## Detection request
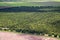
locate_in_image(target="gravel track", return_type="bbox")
[0,32,58,40]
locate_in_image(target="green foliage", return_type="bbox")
[0,2,60,6]
[0,12,60,35]
[0,2,41,6]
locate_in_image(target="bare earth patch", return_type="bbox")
[0,31,58,40]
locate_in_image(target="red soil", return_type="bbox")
[0,31,58,40]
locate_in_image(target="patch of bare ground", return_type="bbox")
[0,31,58,40]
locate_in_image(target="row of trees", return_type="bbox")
[0,6,60,12]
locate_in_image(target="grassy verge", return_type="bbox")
[0,2,60,6]
[0,2,42,6]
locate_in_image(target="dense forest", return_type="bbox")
[0,12,60,38]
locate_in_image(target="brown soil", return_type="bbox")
[0,31,58,40]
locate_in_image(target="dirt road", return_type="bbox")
[0,31,58,40]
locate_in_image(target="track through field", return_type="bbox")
[0,31,58,40]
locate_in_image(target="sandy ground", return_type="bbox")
[0,31,58,40]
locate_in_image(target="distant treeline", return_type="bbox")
[0,6,60,12]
